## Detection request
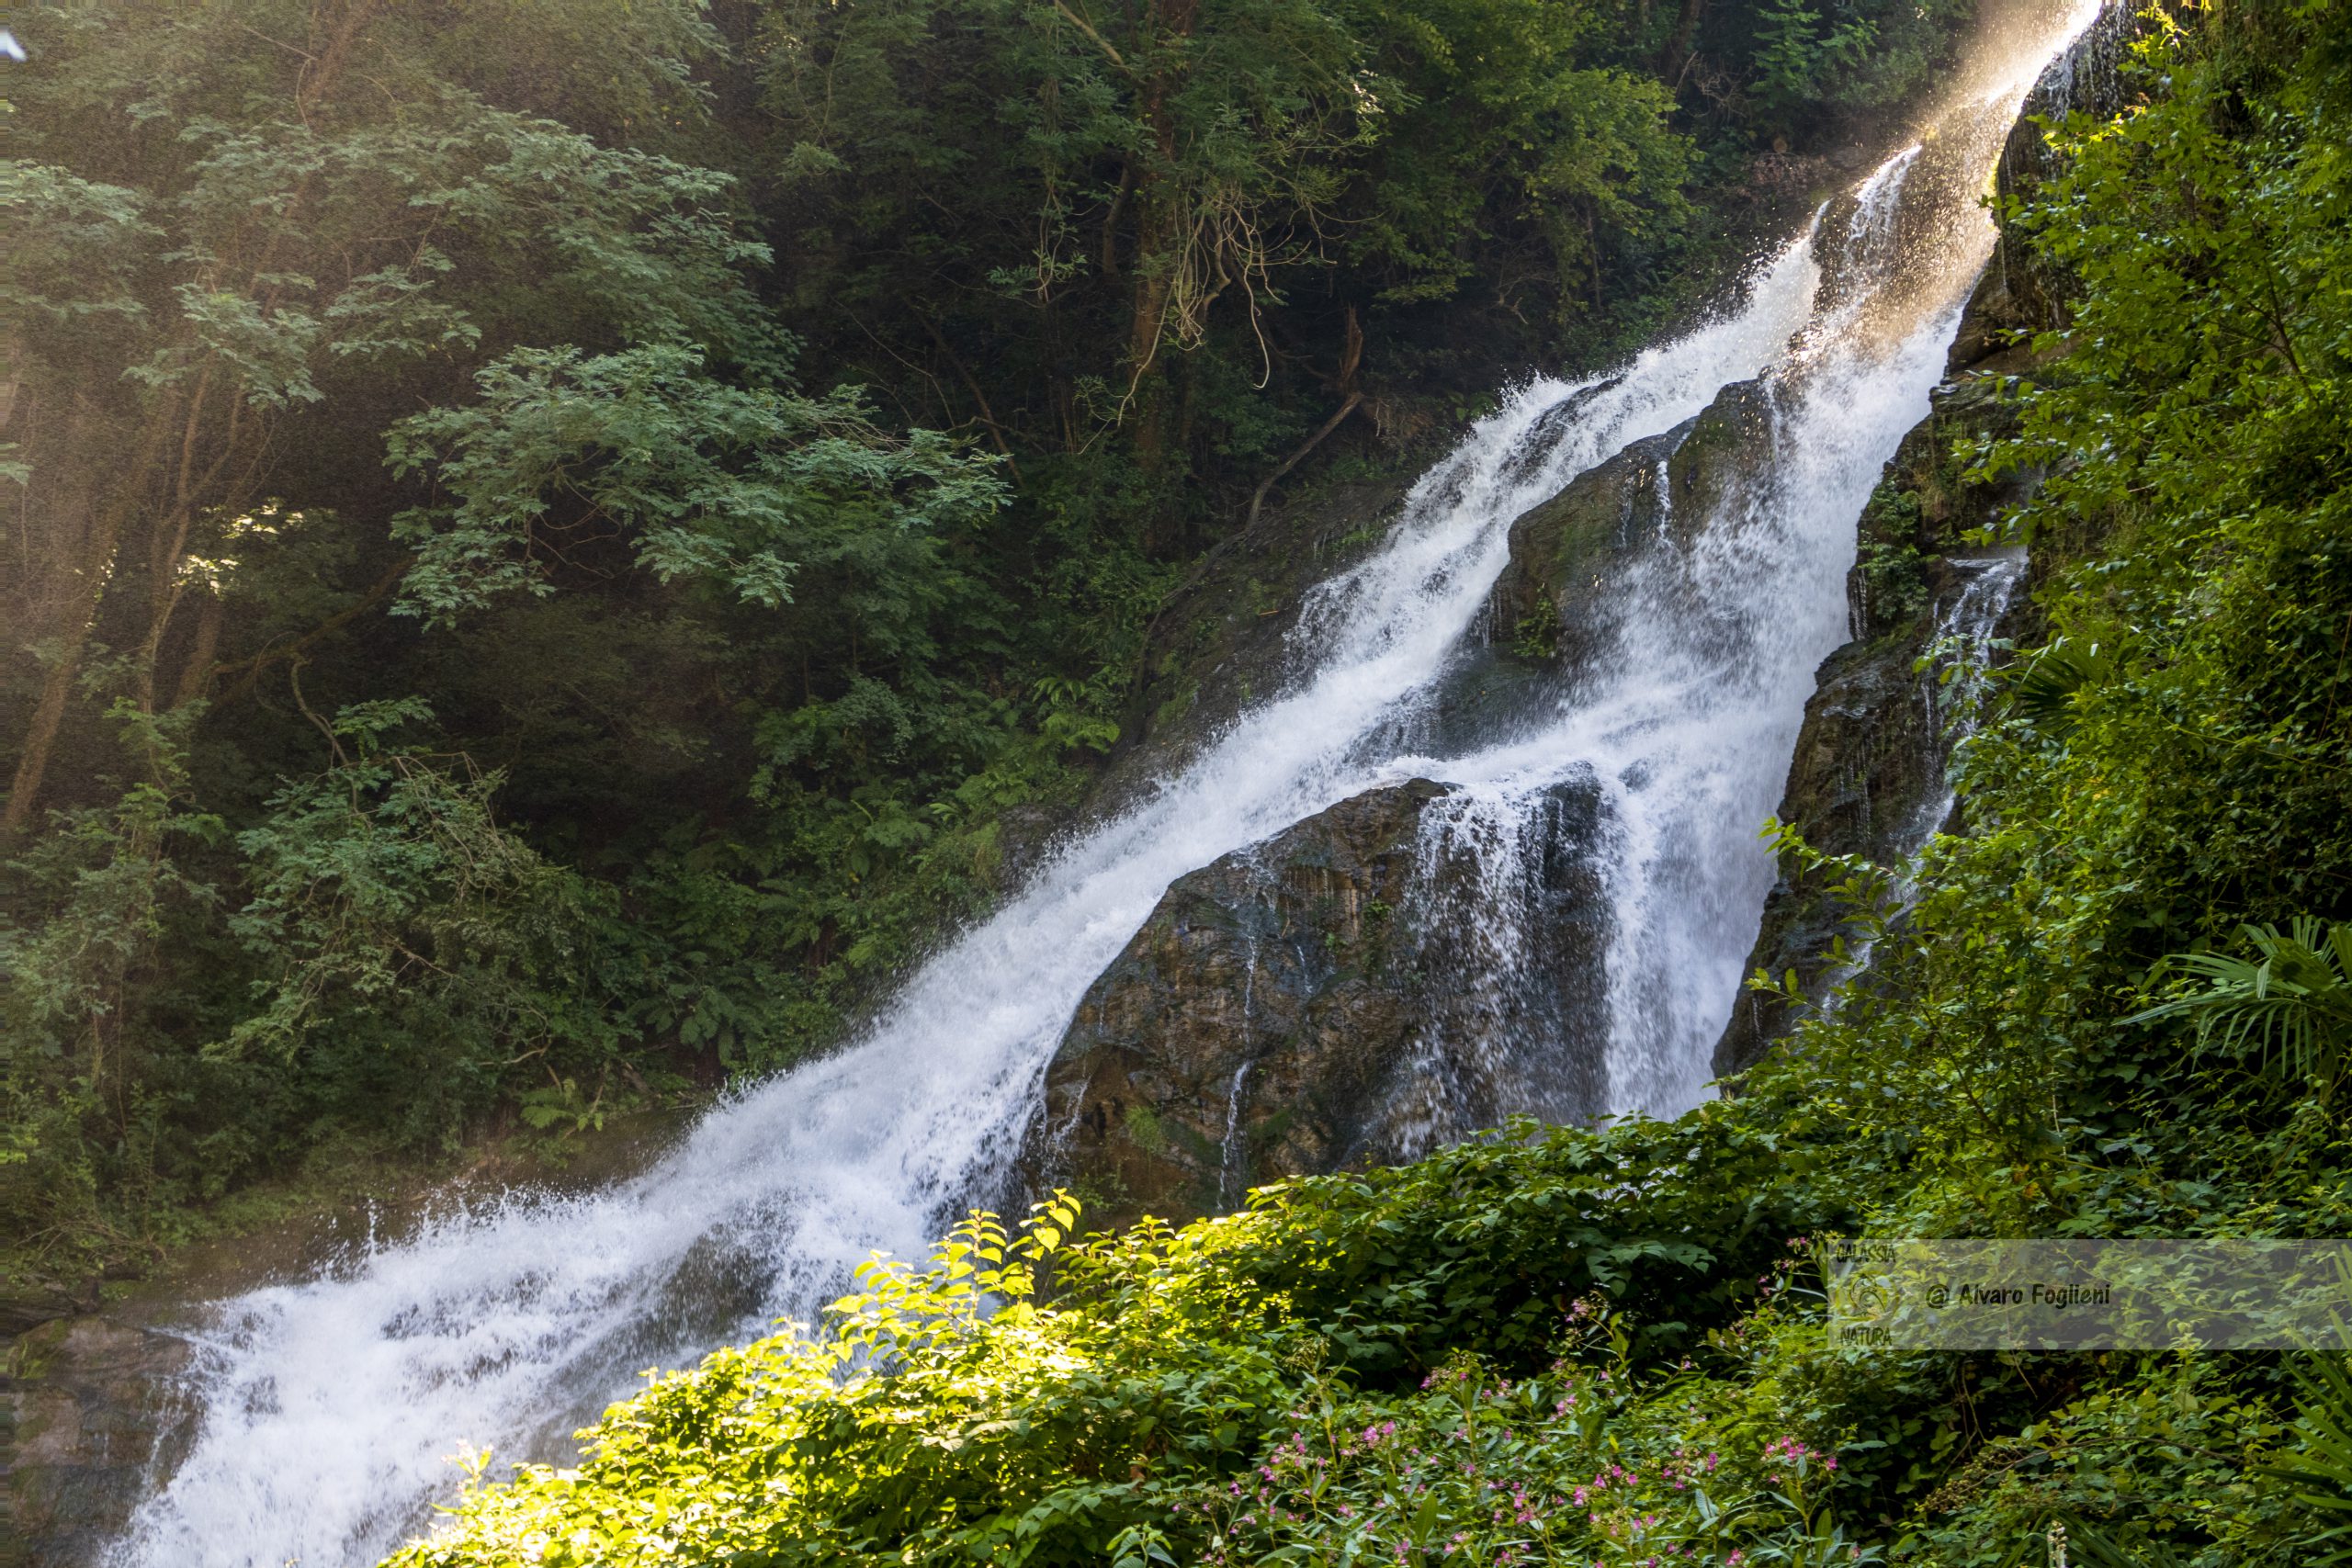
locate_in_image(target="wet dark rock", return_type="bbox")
[1953,0,2154,369]
[1400,378,1780,761]
[0,1275,98,1343]
[1489,382,1772,677]
[1037,773,1608,1228]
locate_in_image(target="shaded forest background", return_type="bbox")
[1,0,1972,1264]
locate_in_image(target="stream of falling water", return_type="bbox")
[105,6,2098,1562]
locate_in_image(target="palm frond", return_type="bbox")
[2060,1519,2193,1568]
[2005,637,2118,739]
[2123,919,2352,1093]
[2258,1350,2352,1564]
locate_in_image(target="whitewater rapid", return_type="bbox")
[106,5,2099,1562]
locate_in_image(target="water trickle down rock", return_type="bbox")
[1710,376,2036,1077]
[1035,772,1608,1227]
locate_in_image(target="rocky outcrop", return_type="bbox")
[1713,367,2038,1074]
[1489,382,1773,676]
[1036,773,1608,1226]
[3,1312,192,1568]
[1951,0,2155,366]
[1408,378,1780,755]
[1088,471,1422,825]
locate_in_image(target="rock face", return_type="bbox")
[1952,0,2154,367]
[1712,366,2039,1074]
[1419,379,1779,754]
[3,1310,192,1568]
[1488,382,1772,677]
[1036,773,1608,1226]
[1090,470,1423,824]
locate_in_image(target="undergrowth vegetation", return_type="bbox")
[384,4,2352,1563]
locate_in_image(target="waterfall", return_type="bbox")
[104,6,2100,1563]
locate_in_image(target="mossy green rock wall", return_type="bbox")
[1487,381,1772,674]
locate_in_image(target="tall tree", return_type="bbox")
[2,0,764,830]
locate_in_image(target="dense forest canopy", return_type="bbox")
[1,0,1965,1259]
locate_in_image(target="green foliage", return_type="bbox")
[1857,536,1932,623]
[1,0,1972,1267]
[2262,1350,2352,1564]
[1746,0,1974,134]
[2125,920,2352,1100]
[0,158,156,334]
[387,344,1008,623]
[2001,636,2120,742]
[221,697,628,1145]
[0,704,223,1234]
[383,1138,1857,1568]
[1338,0,1694,314]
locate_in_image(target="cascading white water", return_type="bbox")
[105,218,1823,1568]
[105,7,2098,1563]
[1363,775,1611,1157]
[1365,3,2092,1122]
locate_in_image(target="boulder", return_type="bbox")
[1037,773,1609,1226]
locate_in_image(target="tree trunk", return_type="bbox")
[1126,222,1175,470]
[6,5,383,832]
[3,400,176,834]
[174,590,226,707]
[1659,0,1707,83]
[1120,0,1198,472]
[6,545,114,834]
